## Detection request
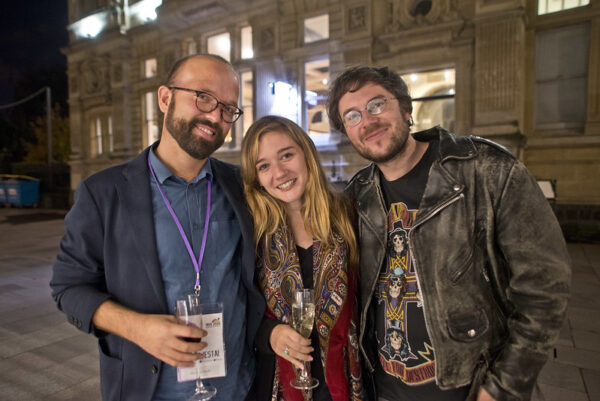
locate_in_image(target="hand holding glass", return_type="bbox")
[175,295,217,401]
[290,288,319,390]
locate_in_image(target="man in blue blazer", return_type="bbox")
[51,54,265,401]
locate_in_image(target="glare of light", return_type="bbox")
[79,16,103,38]
[444,70,452,80]
[449,88,455,95]
[242,48,254,59]
[133,0,162,22]
[274,81,293,95]
[218,37,231,52]
[271,81,298,123]
[322,79,328,85]
[410,74,418,82]
[305,90,317,106]
[138,8,157,21]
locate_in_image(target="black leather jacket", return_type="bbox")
[345,127,571,401]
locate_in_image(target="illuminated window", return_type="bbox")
[304,14,329,44]
[240,71,254,135]
[144,58,157,78]
[241,26,253,59]
[535,24,589,131]
[305,58,330,137]
[226,70,253,147]
[90,117,103,156]
[538,0,589,15]
[143,91,159,147]
[185,39,197,55]
[107,116,114,153]
[207,32,231,61]
[89,114,114,156]
[401,69,455,133]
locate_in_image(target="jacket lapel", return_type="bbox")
[355,164,388,250]
[414,127,475,225]
[116,148,168,313]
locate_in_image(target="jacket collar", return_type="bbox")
[349,126,474,227]
[414,126,477,163]
[356,126,477,182]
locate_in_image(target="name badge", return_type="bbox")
[177,303,226,382]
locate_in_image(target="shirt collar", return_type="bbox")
[149,145,213,184]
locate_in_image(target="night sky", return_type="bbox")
[0,1,69,106]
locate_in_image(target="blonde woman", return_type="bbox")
[241,115,364,401]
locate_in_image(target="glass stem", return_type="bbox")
[196,380,206,391]
[301,361,310,380]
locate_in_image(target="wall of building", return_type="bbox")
[64,0,600,233]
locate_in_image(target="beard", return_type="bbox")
[355,122,409,164]
[165,98,225,160]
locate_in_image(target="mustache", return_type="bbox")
[362,122,389,139]
[187,118,223,137]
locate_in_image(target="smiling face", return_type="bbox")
[160,56,239,160]
[255,130,309,212]
[338,82,412,163]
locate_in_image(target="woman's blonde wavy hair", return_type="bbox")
[241,115,358,268]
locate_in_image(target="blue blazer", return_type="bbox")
[50,147,265,401]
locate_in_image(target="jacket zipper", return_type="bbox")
[408,192,464,386]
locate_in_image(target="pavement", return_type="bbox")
[0,208,598,401]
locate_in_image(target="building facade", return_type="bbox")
[64,0,600,235]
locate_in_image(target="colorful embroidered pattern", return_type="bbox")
[257,225,363,400]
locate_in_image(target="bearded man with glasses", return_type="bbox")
[328,66,571,401]
[51,54,265,401]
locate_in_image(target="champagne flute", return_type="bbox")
[175,295,217,401]
[290,288,319,390]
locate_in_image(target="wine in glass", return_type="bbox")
[290,288,319,390]
[175,295,217,401]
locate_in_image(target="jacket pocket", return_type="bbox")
[99,339,124,401]
[448,246,474,284]
[446,308,489,342]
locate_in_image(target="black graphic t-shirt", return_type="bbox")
[374,140,469,401]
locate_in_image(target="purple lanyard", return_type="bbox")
[147,153,211,294]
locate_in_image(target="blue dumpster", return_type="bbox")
[3,175,40,207]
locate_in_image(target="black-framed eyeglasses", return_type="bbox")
[168,86,243,123]
[342,97,398,127]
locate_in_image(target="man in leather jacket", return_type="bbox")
[327,65,571,401]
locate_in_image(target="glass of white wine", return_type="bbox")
[290,288,319,390]
[175,295,217,401]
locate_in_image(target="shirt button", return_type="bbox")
[152,365,158,374]
[467,329,476,338]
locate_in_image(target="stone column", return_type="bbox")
[585,15,600,136]
[472,2,527,157]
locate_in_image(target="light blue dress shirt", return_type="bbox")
[148,148,253,401]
